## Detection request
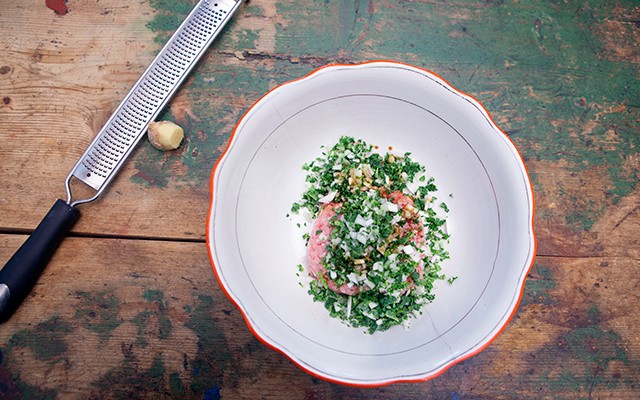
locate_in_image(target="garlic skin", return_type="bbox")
[147,121,184,150]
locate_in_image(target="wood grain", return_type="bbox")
[0,0,639,398]
[0,1,207,240]
[0,235,638,399]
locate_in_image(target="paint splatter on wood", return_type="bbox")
[45,0,68,15]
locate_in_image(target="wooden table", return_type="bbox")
[1,1,638,398]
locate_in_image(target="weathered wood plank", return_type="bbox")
[0,0,639,398]
[1,0,638,250]
[0,234,236,399]
[0,1,210,241]
[0,235,638,398]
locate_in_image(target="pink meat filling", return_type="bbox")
[307,191,427,295]
[308,203,360,295]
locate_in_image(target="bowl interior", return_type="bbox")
[209,62,534,384]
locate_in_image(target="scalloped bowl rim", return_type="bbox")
[206,60,536,386]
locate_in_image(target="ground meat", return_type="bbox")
[307,191,426,295]
[307,203,360,295]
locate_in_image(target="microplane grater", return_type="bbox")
[67,0,243,205]
[0,0,244,322]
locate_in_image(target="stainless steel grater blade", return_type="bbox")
[0,0,244,322]
[66,0,243,206]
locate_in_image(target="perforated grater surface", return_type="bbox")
[67,0,243,205]
[0,0,244,322]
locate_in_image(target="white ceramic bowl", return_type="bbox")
[207,61,535,386]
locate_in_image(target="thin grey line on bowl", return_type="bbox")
[213,64,533,382]
[231,93,499,357]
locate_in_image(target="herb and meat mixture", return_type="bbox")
[291,136,452,333]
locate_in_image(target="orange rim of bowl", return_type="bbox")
[206,60,537,387]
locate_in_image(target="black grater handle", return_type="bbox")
[0,199,80,322]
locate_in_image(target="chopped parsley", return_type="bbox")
[292,136,452,334]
